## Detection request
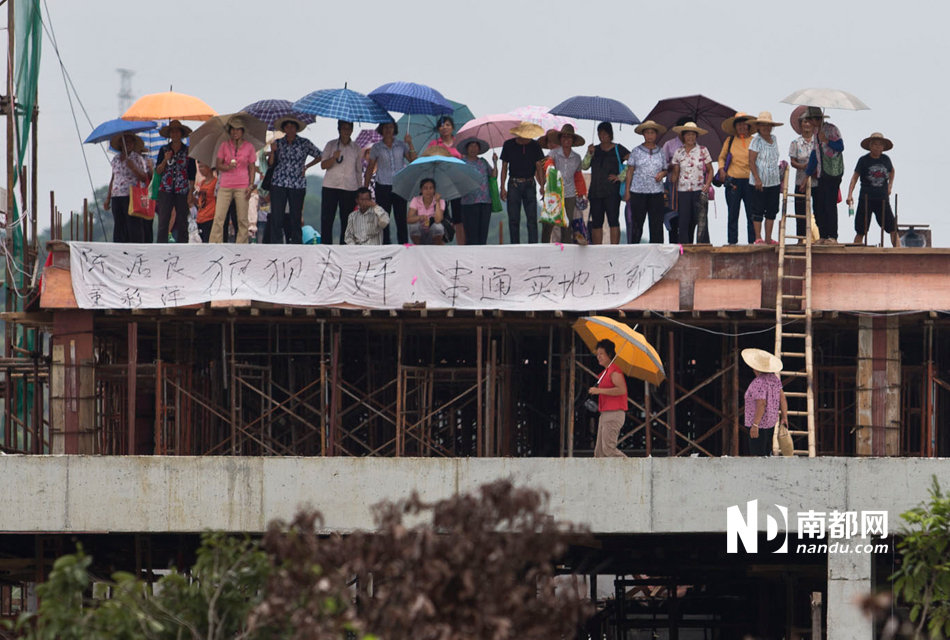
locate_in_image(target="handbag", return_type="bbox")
[713,136,735,187]
[777,423,794,456]
[128,184,156,220]
[148,169,161,201]
[262,148,276,191]
[614,146,626,197]
[584,396,599,414]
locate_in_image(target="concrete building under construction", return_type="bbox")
[2,229,950,640]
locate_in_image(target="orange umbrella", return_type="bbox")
[122,91,216,121]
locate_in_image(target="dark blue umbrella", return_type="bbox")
[293,85,393,124]
[240,99,316,130]
[84,118,157,144]
[368,81,453,116]
[549,95,640,125]
[392,156,482,201]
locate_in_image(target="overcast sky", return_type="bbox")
[28,0,949,245]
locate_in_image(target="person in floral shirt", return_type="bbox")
[267,116,321,244]
[670,122,713,244]
[154,120,196,243]
[103,133,150,243]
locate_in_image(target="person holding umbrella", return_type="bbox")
[789,111,817,243]
[499,122,545,244]
[418,115,465,244]
[457,137,497,246]
[747,112,784,245]
[623,121,669,244]
[582,122,629,245]
[210,117,257,244]
[717,112,757,245]
[103,133,150,243]
[366,122,416,244]
[267,116,322,244]
[320,120,363,244]
[587,338,629,458]
[802,107,845,244]
[669,123,713,244]
[154,120,197,244]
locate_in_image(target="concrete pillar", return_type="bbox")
[856,316,900,455]
[50,310,96,454]
[826,543,872,640]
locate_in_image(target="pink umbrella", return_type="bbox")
[356,128,382,149]
[455,113,521,149]
[508,105,577,131]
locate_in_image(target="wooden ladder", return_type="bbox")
[774,173,816,457]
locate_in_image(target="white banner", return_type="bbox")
[68,242,679,311]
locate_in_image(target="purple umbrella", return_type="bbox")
[643,94,735,160]
[241,99,316,131]
[356,128,382,149]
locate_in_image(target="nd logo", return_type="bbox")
[726,499,789,553]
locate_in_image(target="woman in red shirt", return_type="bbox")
[588,339,628,457]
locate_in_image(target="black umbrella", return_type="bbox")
[643,94,736,160]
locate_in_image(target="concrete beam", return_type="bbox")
[1,456,948,536]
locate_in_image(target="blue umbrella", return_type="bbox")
[392,156,482,201]
[84,118,157,144]
[396,100,475,151]
[240,99,316,130]
[368,81,453,116]
[293,85,393,124]
[549,95,640,125]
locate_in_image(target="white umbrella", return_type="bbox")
[781,88,870,111]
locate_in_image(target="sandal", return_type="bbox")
[754,238,766,245]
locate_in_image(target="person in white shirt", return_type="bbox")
[345,187,390,245]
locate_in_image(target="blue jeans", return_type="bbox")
[725,177,755,244]
[506,178,538,244]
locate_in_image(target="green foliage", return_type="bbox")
[10,533,275,640]
[892,477,950,639]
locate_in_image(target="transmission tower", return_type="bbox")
[116,68,134,114]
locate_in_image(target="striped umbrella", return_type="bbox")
[368,81,453,116]
[293,85,393,124]
[240,99,316,130]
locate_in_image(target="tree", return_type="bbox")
[252,480,593,640]
[892,477,950,639]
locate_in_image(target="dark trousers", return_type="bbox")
[854,193,896,235]
[461,202,492,245]
[794,183,809,238]
[750,185,780,222]
[725,177,755,244]
[814,174,842,239]
[110,196,130,243]
[270,185,306,244]
[628,192,665,243]
[156,191,189,244]
[589,193,621,228]
[506,178,538,244]
[321,187,356,245]
[375,184,408,244]
[198,220,213,244]
[676,190,703,244]
[744,427,773,456]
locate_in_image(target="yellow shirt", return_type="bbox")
[719,135,752,179]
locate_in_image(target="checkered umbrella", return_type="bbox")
[240,99,316,130]
[368,81,453,116]
[549,95,640,125]
[293,85,393,124]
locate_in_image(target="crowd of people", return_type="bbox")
[104,108,898,248]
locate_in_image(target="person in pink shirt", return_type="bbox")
[210,116,257,243]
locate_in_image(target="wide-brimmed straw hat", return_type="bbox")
[672,121,708,138]
[547,124,585,147]
[721,112,756,135]
[275,116,306,133]
[109,132,145,154]
[159,119,192,138]
[456,137,489,154]
[509,121,545,139]
[420,144,452,158]
[634,120,668,136]
[226,115,248,132]
[752,111,784,127]
[861,132,893,151]
[741,348,783,373]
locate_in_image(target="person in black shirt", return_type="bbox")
[500,122,544,243]
[846,132,897,246]
[583,122,629,244]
